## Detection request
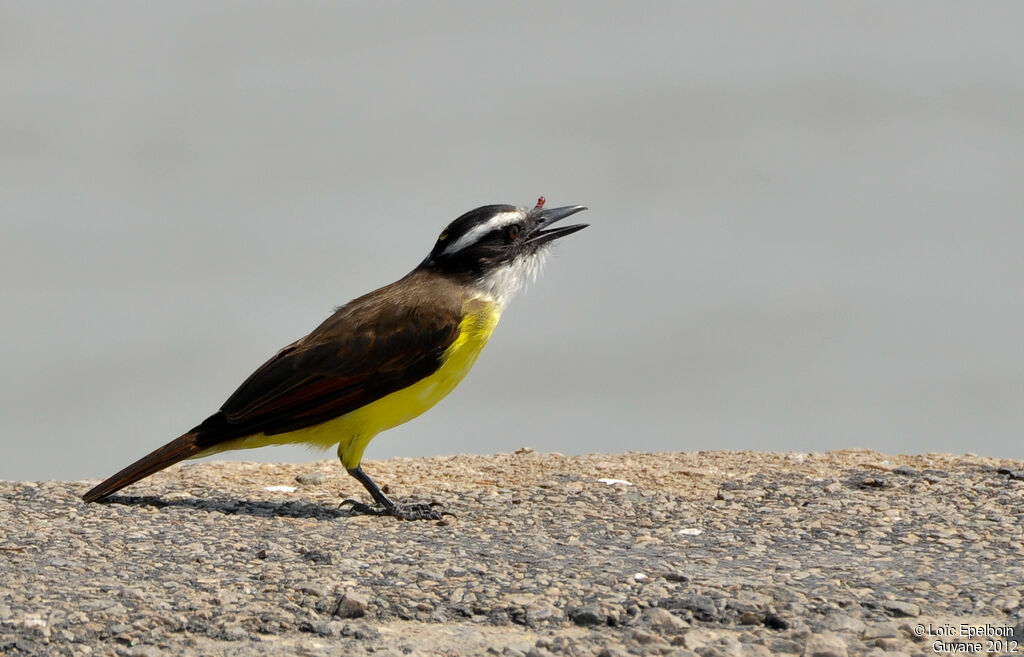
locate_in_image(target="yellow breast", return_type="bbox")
[219,297,502,469]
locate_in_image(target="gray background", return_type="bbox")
[3,3,1022,482]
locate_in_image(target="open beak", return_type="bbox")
[528,205,589,245]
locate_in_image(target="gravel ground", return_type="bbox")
[2,449,1024,657]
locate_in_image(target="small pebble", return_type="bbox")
[803,632,848,657]
[336,592,369,619]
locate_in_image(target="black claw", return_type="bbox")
[339,498,451,521]
[338,498,380,515]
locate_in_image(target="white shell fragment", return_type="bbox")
[597,478,633,486]
[264,485,297,493]
[678,528,704,536]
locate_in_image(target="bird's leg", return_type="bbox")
[346,464,393,507]
[340,464,446,521]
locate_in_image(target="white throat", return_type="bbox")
[474,251,548,308]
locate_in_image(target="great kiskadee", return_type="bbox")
[82,199,587,520]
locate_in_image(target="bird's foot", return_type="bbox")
[339,499,451,521]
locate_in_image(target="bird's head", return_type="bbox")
[420,198,588,306]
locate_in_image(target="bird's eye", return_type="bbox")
[507,224,521,241]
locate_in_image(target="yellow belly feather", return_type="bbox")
[205,298,501,470]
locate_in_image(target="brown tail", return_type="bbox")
[82,432,204,502]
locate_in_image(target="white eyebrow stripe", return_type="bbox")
[441,211,524,256]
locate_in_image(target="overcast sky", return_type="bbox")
[3,2,1023,481]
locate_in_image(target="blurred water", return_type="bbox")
[3,2,1023,480]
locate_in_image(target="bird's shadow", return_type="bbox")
[98,494,353,520]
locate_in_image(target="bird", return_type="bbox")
[82,198,588,520]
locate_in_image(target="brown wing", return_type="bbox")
[192,290,462,447]
[81,271,468,503]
